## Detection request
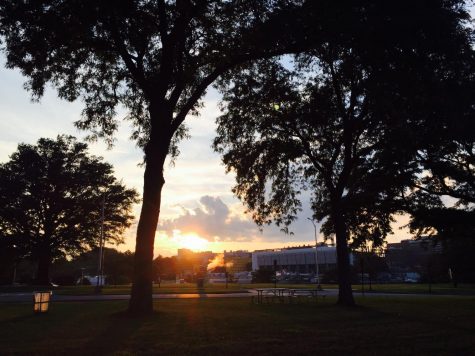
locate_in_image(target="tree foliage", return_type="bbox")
[214,0,475,305]
[0,136,138,284]
[407,142,475,239]
[0,0,315,313]
[153,255,178,281]
[0,0,309,150]
[401,1,475,254]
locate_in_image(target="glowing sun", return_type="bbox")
[173,230,209,251]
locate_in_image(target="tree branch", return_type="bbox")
[157,0,169,41]
[109,16,148,92]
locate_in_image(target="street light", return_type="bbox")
[95,193,106,294]
[12,244,18,285]
[307,217,321,289]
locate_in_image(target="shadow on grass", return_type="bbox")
[197,287,209,299]
[81,309,163,354]
[110,308,163,320]
[2,312,38,324]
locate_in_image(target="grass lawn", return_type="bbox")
[0,283,337,295]
[0,283,248,295]
[1,296,474,355]
[2,283,474,297]
[351,283,475,295]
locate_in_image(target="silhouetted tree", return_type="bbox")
[0,0,317,314]
[406,139,475,246]
[102,249,135,285]
[252,268,274,283]
[47,247,135,285]
[0,136,138,285]
[153,255,178,281]
[403,12,475,282]
[407,208,475,283]
[214,1,474,305]
[0,239,17,284]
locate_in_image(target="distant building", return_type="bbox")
[176,248,216,276]
[385,238,443,282]
[224,250,252,274]
[251,245,350,273]
[386,238,442,269]
[177,248,215,265]
[207,272,227,283]
[233,271,253,283]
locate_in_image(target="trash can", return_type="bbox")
[33,291,52,313]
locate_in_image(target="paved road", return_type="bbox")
[1,288,470,303]
[0,291,255,303]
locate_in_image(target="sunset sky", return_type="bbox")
[0,57,412,257]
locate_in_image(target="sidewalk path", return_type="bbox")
[0,291,254,303]
[0,288,470,303]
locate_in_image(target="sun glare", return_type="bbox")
[173,230,209,251]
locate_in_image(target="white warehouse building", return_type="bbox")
[251,245,353,273]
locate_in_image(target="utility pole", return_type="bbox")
[307,218,321,289]
[361,257,365,296]
[12,262,17,285]
[95,194,105,293]
[11,244,17,285]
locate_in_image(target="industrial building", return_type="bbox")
[385,238,443,282]
[251,245,352,273]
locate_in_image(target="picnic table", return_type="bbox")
[288,289,321,303]
[254,288,289,304]
[253,288,327,304]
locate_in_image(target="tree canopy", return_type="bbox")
[0,0,317,314]
[214,0,475,305]
[0,136,138,285]
[0,0,310,149]
[397,1,475,270]
[2,0,474,310]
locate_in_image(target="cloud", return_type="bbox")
[158,195,259,242]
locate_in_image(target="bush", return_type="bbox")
[105,275,130,285]
[252,268,275,283]
[79,277,91,285]
[53,274,77,285]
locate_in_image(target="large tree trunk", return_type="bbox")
[128,104,171,315]
[332,207,356,306]
[35,252,52,286]
[128,149,167,314]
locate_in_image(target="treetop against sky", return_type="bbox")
[0,58,412,256]
[4,0,467,256]
[1,0,473,311]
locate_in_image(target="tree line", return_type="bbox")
[0,245,180,286]
[0,136,139,285]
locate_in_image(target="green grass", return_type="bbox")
[0,282,336,295]
[1,296,474,355]
[351,283,475,295]
[0,283,248,295]
[2,282,474,296]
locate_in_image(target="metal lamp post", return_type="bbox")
[95,194,106,294]
[12,262,17,285]
[307,218,321,289]
[12,244,18,285]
